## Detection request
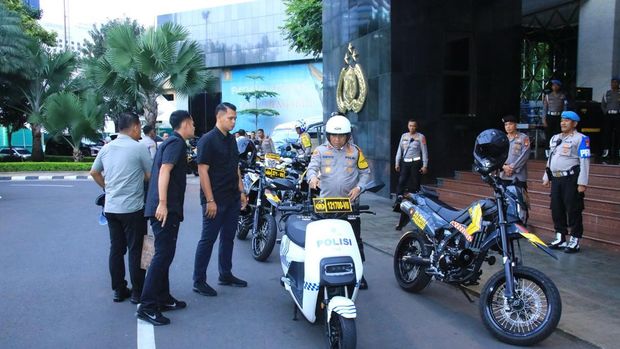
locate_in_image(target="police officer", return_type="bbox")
[543,80,568,155]
[543,111,590,253]
[394,119,428,230]
[294,120,313,160]
[307,113,371,289]
[500,115,530,187]
[601,77,620,158]
[255,128,275,154]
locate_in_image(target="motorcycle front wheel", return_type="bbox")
[393,231,432,293]
[480,266,562,346]
[251,213,277,261]
[325,313,356,349]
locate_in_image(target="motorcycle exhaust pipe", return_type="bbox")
[402,255,431,266]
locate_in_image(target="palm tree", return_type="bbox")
[42,90,105,161]
[90,22,211,127]
[0,2,33,76]
[21,49,78,161]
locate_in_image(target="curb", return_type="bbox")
[0,175,93,181]
[363,241,603,348]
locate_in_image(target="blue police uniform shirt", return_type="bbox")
[197,127,240,205]
[144,132,188,220]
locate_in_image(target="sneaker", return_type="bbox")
[113,287,131,302]
[193,282,218,296]
[136,306,170,326]
[218,274,248,287]
[564,236,580,253]
[547,233,566,250]
[602,149,610,158]
[359,276,368,290]
[160,296,187,312]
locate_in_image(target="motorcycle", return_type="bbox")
[278,181,383,349]
[393,173,561,346]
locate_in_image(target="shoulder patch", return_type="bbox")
[420,134,426,145]
[523,135,530,147]
[578,135,591,158]
[354,145,369,170]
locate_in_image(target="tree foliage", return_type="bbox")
[81,18,144,61]
[237,75,279,131]
[1,0,56,46]
[281,0,322,57]
[42,90,105,161]
[87,22,211,127]
[0,2,34,75]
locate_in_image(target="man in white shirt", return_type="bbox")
[140,125,157,159]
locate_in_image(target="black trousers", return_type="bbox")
[396,160,422,195]
[550,174,584,238]
[603,114,620,155]
[140,213,181,309]
[545,114,561,148]
[348,217,364,262]
[106,209,146,296]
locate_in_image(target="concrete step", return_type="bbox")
[437,178,620,215]
[528,160,620,176]
[456,170,620,188]
[432,186,620,246]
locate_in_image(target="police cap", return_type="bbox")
[550,79,562,86]
[561,111,580,122]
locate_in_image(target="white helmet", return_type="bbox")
[294,119,306,132]
[325,114,351,134]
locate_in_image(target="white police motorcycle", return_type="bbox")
[277,182,383,349]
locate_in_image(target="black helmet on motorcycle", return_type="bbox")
[473,129,509,175]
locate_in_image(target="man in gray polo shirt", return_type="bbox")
[91,112,152,303]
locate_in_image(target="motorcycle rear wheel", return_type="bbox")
[393,231,432,293]
[480,266,562,346]
[251,213,277,261]
[326,313,356,349]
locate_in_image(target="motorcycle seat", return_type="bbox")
[285,216,311,248]
[423,196,471,223]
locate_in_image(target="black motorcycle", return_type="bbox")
[393,173,561,346]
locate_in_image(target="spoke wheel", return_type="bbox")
[480,266,562,346]
[251,213,277,261]
[393,231,431,292]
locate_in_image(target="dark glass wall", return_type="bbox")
[323,0,521,197]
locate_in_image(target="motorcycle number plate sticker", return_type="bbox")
[265,168,286,178]
[266,153,281,161]
[410,210,427,230]
[313,198,352,213]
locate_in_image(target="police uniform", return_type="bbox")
[298,131,313,159]
[257,136,275,154]
[306,141,371,260]
[500,132,530,186]
[543,87,567,149]
[543,115,590,252]
[395,132,428,194]
[601,80,620,157]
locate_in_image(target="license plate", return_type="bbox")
[265,153,281,161]
[313,198,352,213]
[265,168,286,179]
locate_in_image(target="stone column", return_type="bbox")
[577,0,620,100]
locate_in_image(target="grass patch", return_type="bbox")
[0,162,93,172]
[44,155,96,162]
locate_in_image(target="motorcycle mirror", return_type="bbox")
[363,180,385,193]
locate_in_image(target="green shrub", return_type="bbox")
[0,162,93,172]
[44,155,96,162]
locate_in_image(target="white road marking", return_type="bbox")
[9,184,74,187]
[137,319,156,349]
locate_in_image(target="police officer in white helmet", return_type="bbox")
[307,112,371,289]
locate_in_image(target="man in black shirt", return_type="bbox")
[193,102,248,297]
[136,110,195,326]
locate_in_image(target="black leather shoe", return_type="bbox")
[193,282,217,296]
[136,306,170,326]
[218,274,248,287]
[160,296,187,311]
[359,276,368,290]
[113,287,131,302]
[130,290,141,304]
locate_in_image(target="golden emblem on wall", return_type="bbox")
[336,43,367,114]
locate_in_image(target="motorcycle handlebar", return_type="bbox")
[278,205,304,212]
[358,205,370,211]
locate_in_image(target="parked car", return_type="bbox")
[0,147,32,161]
[45,136,102,157]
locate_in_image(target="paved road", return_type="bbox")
[0,180,595,348]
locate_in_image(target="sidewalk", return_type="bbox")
[360,192,620,349]
[0,171,92,180]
